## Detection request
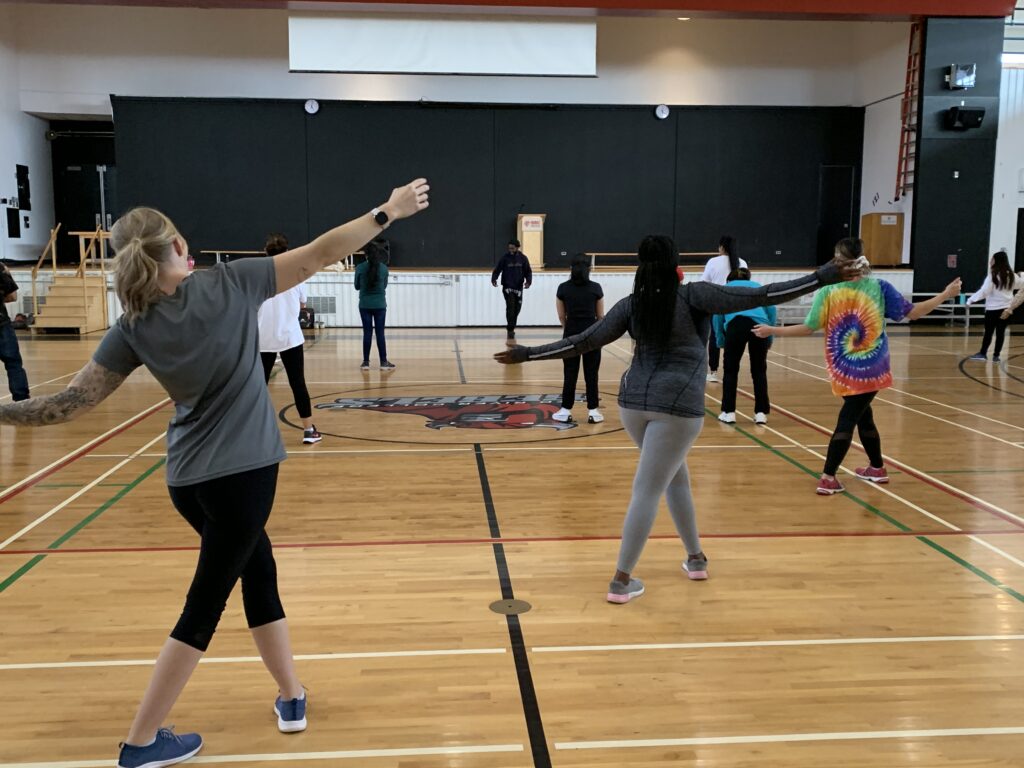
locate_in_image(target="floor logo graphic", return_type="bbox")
[315,394,578,430]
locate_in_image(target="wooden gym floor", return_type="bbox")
[2,325,1024,767]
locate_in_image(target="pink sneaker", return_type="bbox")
[855,466,889,484]
[683,553,708,581]
[816,476,845,496]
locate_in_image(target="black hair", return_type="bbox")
[727,267,751,282]
[631,235,679,349]
[570,252,591,286]
[835,237,865,261]
[363,241,384,290]
[719,235,739,273]
[264,233,288,256]
[991,250,1014,291]
[509,239,521,248]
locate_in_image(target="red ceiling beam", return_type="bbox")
[12,0,1017,16]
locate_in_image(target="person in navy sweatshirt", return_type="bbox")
[491,239,533,345]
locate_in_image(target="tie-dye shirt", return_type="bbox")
[803,278,913,397]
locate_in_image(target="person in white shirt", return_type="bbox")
[700,235,747,382]
[965,250,1024,362]
[258,234,321,444]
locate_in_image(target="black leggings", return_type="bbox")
[823,391,884,477]
[708,334,721,372]
[503,289,523,335]
[168,464,284,652]
[561,350,601,410]
[980,310,1010,357]
[720,316,770,414]
[261,344,312,419]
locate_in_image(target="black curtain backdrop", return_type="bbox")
[114,97,864,270]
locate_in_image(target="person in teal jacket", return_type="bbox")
[712,268,775,424]
[354,242,394,371]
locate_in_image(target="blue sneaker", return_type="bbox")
[274,692,307,733]
[117,727,202,768]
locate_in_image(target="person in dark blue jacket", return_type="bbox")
[712,268,774,425]
[491,239,532,345]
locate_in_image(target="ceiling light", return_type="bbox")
[677,17,691,21]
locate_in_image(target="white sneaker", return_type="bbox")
[706,371,718,383]
[552,407,573,423]
[754,412,768,424]
[587,409,604,424]
[718,412,736,424]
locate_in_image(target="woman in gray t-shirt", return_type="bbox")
[496,235,855,607]
[0,179,429,768]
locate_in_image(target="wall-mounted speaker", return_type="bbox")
[944,107,985,131]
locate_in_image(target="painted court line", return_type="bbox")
[0,744,525,768]
[0,431,167,551]
[534,633,1024,653]
[0,647,506,672]
[555,726,1024,751]
[0,371,76,402]
[0,398,170,506]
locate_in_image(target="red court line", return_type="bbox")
[0,400,170,507]
[2,528,1022,556]
[738,392,1024,531]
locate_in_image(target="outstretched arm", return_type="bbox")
[907,278,961,321]
[496,296,631,364]
[753,323,813,339]
[687,261,859,317]
[0,361,127,427]
[274,179,429,294]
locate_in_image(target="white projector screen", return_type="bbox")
[288,14,597,77]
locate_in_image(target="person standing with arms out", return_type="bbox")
[492,238,532,346]
[354,241,395,371]
[965,250,1023,362]
[713,267,773,425]
[0,262,29,401]
[754,238,960,496]
[553,253,605,424]
[257,234,321,445]
[701,236,746,382]
[496,235,858,604]
[0,179,429,768]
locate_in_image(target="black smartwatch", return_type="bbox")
[371,207,390,229]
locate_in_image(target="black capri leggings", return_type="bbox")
[823,391,884,477]
[167,463,285,652]
[261,344,312,419]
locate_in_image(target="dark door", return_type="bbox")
[54,164,118,263]
[816,165,854,265]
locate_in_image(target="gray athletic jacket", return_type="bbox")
[515,266,841,418]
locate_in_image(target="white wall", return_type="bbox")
[990,66,1024,260]
[10,5,891,116]
[856,22,914,263]
[0,4,54,263]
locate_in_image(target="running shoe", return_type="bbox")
[854,466,889,484]
[587,409,604,424]
[816,476,845,496]
[360,361,370,371]
[718,412,736,424]
[754,412,768,424]
[968,353,987,361]
[117,728,202,768]
[682,553,709,581]
[274,692,308,733]
[606,578,645,604]
[380,361,397,371]
[302,426,322,445]
[706,371,719,383]
[552,407,573,423]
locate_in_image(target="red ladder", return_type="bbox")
[894,21,922,201]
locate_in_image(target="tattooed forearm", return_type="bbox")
[0,361,127,427]
[0,387,92,426]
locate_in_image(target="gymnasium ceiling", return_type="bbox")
[8,0,1017,19]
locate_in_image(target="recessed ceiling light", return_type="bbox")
[677,17,691,21]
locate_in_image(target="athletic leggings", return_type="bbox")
[823,391,884,477]
[979,309,1010,357]
[561,321,601,410]
[359,308,388,363]
[707,334,721,372]
[720,316,770,415]
[260,344,312,419]
[617,408,704,574]
[167,464,285,652]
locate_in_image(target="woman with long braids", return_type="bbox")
[966,250,1023,362]
[0,179,429,767]
[496,234,857,604]
[701,235,746,382]
[754,238,960,495]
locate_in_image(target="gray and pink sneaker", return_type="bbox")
[855,466,889,484]
[683,553,709,580]
[816,476,845,495]
[607,578,645,604]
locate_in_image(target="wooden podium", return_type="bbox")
[517,213,546,268]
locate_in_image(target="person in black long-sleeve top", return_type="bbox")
[491,239,532,345]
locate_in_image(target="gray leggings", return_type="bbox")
[617,408,704,574]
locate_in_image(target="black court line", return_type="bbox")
[1001,353,1024,388]
[957,356,1024,400]
[454,338,468,384]
[473,444,551,768]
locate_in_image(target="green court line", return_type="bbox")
[0,459,166,594]
[709,410,1024,605]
